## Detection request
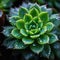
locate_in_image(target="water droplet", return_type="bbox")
[33,44,36,46]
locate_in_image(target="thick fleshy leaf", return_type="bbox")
[2,26,14,37]
[28,29,40,35]
[30,33,40,39]
[39,12,49,22]
[16,19,25,29]
[25,23,29,30]
[38,21,43,28]
[46,22,54,31]
[24,14,32,22]
[29,3,41,13]
[46,8,52,16]
[30,44,44,54]
[50,14,60,27]
[3,38,16,49]
[19,7,28,18]
[33,17,40,23]
[40,5,47,12]
[40,26,47,35]
[11,28,22,39]
[29,8,39,17]
[14,40,27,49]
[22,37,34,44]
[49,33,58,44]
[41,45,51,59]
[53,42,60,59]
[28,21,37,30]
[9,8,19,17]
[38,35,49,44]
[20,29,28,37]
[9,16,20,26]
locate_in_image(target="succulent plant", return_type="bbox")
[3,3,59,57]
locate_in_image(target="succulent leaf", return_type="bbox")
[30,44,44,54]
[39,12,49,22]
[16,19,25,29]
[41,45,51,59]
[9,16,20,26]
[29,8,39,17]
[49,33,58,44]
[38,35,49,44]
[29,3,41,13]
[24,14,32,22]
[14,40,27,49]
[40,26,47,35]
[11,28,22,39]
[19,7,28,18]
[22,37,34,44]
[20,29,28,37]
[46,22,54,31]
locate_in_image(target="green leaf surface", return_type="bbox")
[16,19,25,29]
[40,26,47,35]
[22,37,34,44]
[41,45,51,59]
[33,17,40,23]
[11,28,22,39]
[19,7,28,18]
[9,16,20,26]
[39,12,49,22]
[20,29,28,37]
[24,14,32,22]
[38,35,49,44]
[46,22,54,31]
[14,40,27,49]
[53,42,60,59]
[3,38,16,49]
[29,8,39,17]
[30,33,40,39]
[3,26,14,37]
[30,3,41,13]
[30,44,44,54]
[49,33,58,44]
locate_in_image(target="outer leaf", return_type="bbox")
[49,33,58,44]
[2,26,14,37]
[40,26,47,35]
[22,37,34,44]
[38,35,49,44]
[3,38,16,49]
[46,8,52,16]
[9,16,20,26]
[24,14,32,22]
[46,22,54,31]
[11,28,22,39]
[14,40,27,49]
[30,44,44,54]
[16,19,25,29]
[29,8,39,17]
[41,45,51,59]
[40,5,47,12]
[53,42,60,59]
[29,3,41,13]
[39,12,49,22]
[19,7,28,18]
[20,29,28,37]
